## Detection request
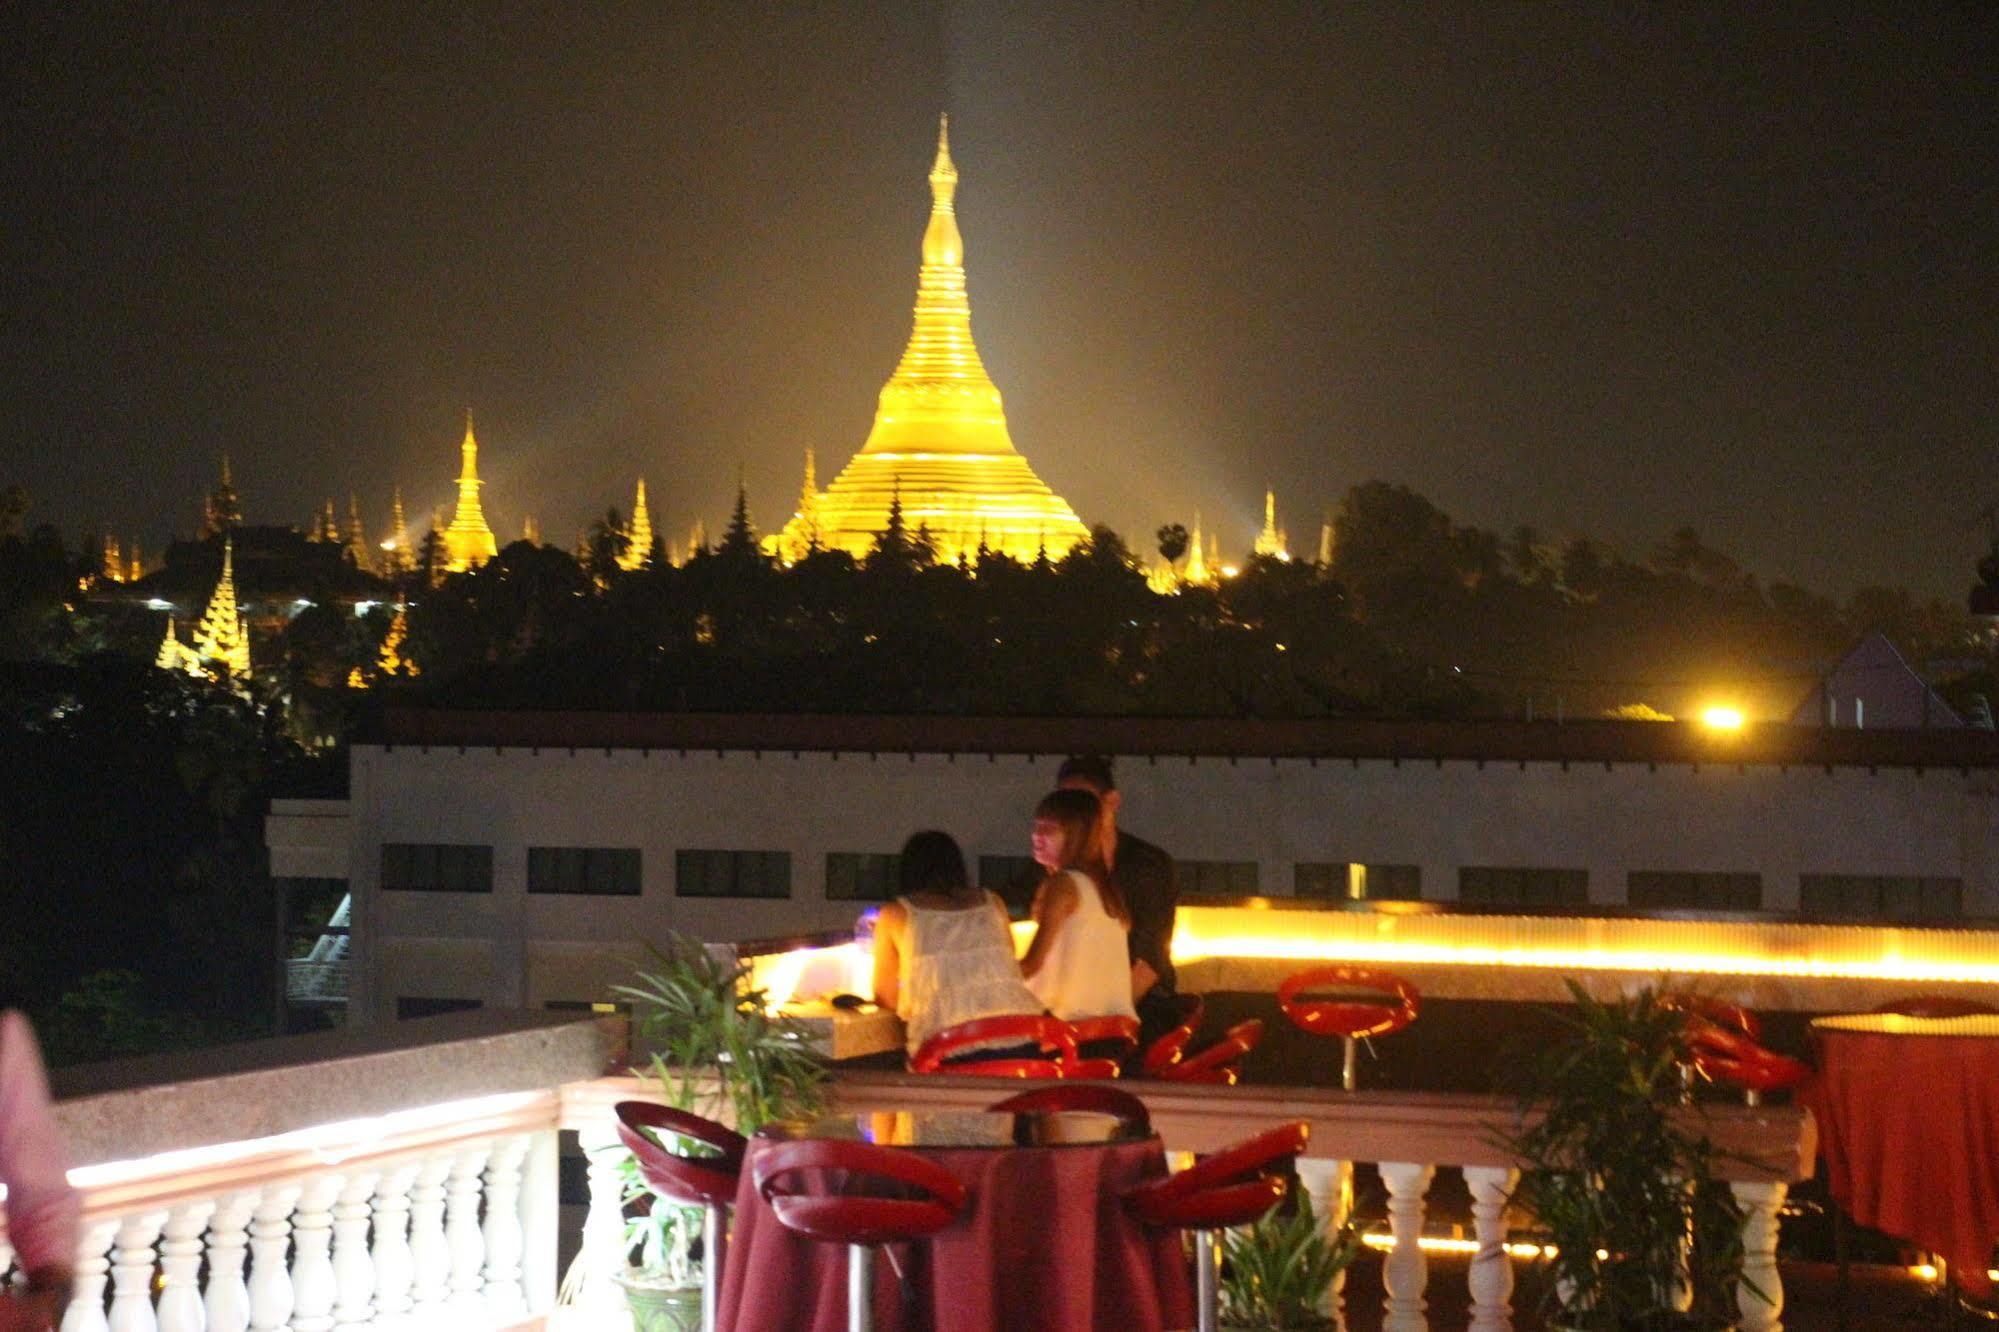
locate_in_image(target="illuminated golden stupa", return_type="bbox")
[443,411,499,572]
[777,117,1088,564]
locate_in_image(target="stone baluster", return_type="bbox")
[482,1133,532,1319]
[1733,1180,1788,1332]
[406,1152,454,1321]
[107,1210,167,1332]
[331,1169,381,1332]
[370,1163,421,1332]
[247,1183,303,1332]
[157,1200,217,1332]
[60,1218,120,1332]
[575,1119,634,1316]
[445,1144,492,1320]
[204,1190,260,1332]
[288,1173,343,1332]
[1295,1156,1355,1321]
[1379,1161,1436,1332]
[1463,1166,1517,1332]
[518,1129,563,1312]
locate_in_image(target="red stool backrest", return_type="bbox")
[1127,1120,1309,1230]
[1663,994,1761,1043]
[1693,1042,1812,1095]
[1143,995,1206,1075]
[910,1014,1078,1077]
[1068,1014,1141,1054]
[988,1084,1151,1132]
[1158,1018,1263,1085]
[754,1138,968,1247]
[614,1102,746,1208]
[1277,966,1421,1039]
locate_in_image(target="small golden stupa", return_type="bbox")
[777,117,1089,564]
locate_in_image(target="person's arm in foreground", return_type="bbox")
[0,1010,77,1329]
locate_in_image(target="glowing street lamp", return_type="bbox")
[1700,705,1746,732]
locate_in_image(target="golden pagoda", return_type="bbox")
[1253,489,1290,561]
[344,494,370,566]
[619,479,654,570]
[1183,512,1212,586]
[377,605,418,678]
[443,411,499,572]
[777,117,1088,565]
[380,486,413,576]
[156,537,251,680]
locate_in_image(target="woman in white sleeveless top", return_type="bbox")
[870,831,1043,1058]
[1021,788,1138,1024]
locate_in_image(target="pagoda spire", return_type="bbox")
[1184,512,1210,585]
[777,117,1088,565]
[443,410,499,571]
[344,493,368,565]
[191,537,251,679]
[1254,487,1289,561]
[382,486,413,575]
[619,478,654,570]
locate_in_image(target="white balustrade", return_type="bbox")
[248,1183,302,1332]
[481,1133,532,1320]
[1734,1180,1788,1332]
[1462,1165,1517,1332]
[445,1145,492,1320]
[158,1201,216,1332]
[204,1190,259,1332]
[405,1152,453,1322]
[62,1218,119,1332]
[574,1118,636,1316]
[1295,1156,1354,1322]
[290,1173,343,1332]
[332,1170,381,1332]
[107,1210,165,1332]
[1379,1161,1436,1332]
[369,1164,419,1332]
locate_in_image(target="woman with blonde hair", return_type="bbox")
[1020,788,1137,1026]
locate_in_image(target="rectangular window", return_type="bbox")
[1627,871,1763,912]
[1459,867,1589,908]
[527,847,642,896]
[675,849,791,899]
[396,996,483,1020]
[381,843,493,893]
[1295,863,1422,901]
[1180,859,1259,897]
[826,853,901,903]
[1799,874,1963,922]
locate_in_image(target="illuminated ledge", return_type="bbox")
[1175,903,1999,1010]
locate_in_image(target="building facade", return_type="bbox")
[266,712,1999,1022]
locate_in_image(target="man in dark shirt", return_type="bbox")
[1055,754,1182,1048]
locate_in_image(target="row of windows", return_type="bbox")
[377,843,1967,919]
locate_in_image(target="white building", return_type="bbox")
[267,710,1999,1023]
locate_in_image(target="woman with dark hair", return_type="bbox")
[870,830,1043,1061]
[1021,788,1137,1025]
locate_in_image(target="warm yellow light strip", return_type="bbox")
[1173,905,1999,986]
[1358,1234,1551,1260]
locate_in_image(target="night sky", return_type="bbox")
[2,4,1992,596]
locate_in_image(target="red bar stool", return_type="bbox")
[754,1138,969,1332]
[1142,994,1206,1076]
[1067,1014,1140,1076]
[1156,1018,1263,1085]
[1694,1035,1812,1105]
[614,1102,747,1332]
[1278,965,1421,1090]
[909,1014,1078,1077]
[1663,993,1765,1101]
[1127,1121,1311,1332]
[987,1083,1151,1132]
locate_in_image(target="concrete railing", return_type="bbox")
[33,1011,609,1332]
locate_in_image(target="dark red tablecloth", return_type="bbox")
[1810,1015,1999,1297]
[715,1131,1194,1331]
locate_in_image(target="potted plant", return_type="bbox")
[607,936,829,1332]
[1506,980,1755,1330]
[1217,1192,1363,1331]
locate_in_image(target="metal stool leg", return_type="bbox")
[848,1243,874,1332]
[702,1202,727,1332]
[1342,1036,1358,1092]
[1195,1227,1221,1332]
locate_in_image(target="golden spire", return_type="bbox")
[1254,487,1289,561]
[778,117,1088,565]
[619,478,654,570]
[523,513,540,545]
[381,486,413,575]
[443,410,499,571]
[345,493,369,564]
[191,537,251,679]
[774,449,824,563]
[377,604,418,678]
[1317,508,1334,567]
[155,615,193,674]
[1184,512,1209,585]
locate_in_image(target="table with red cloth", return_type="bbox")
[1809,1012,1999,1298]
[715,1108,1195,1332]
